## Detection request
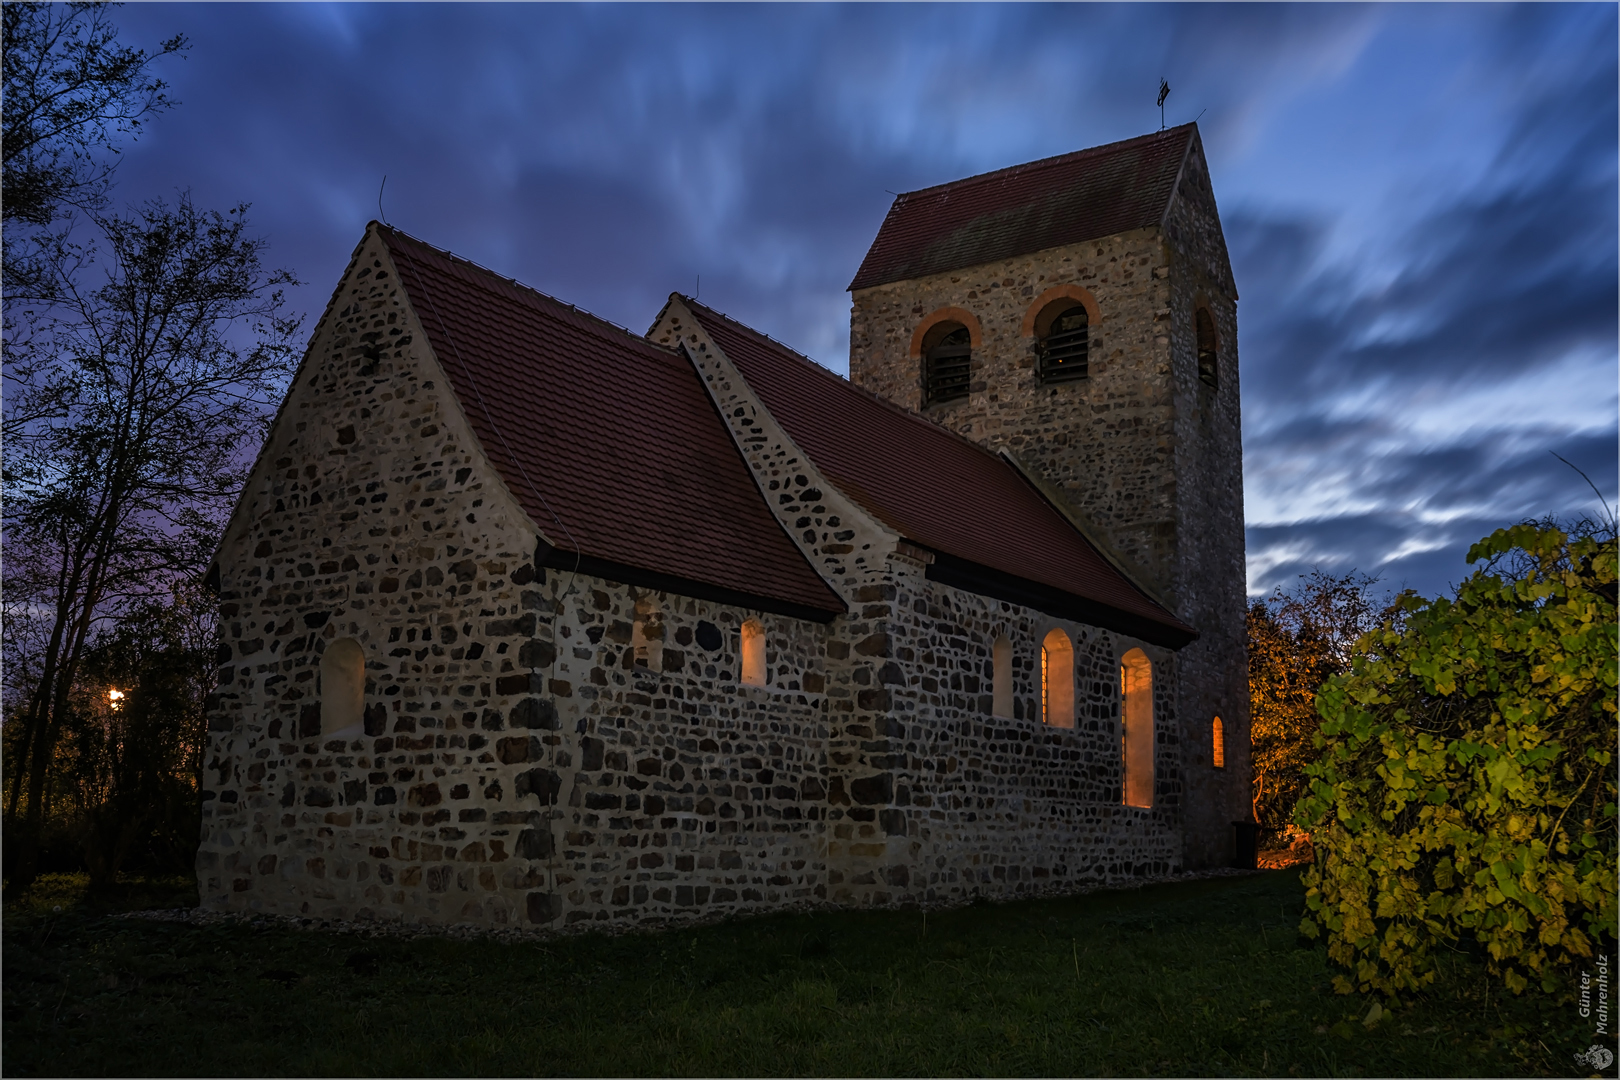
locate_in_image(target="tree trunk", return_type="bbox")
[9,526,109,890]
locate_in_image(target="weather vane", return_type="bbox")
[1158,79,1170,130]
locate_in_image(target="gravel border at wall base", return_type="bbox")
[112,866,1268,945]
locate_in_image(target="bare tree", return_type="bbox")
[2,2,186,226]
[3,196,301,887]
[4,3,187,458]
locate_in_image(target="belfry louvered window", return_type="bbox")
[923,326,972,405]
[1038,305,1089,383]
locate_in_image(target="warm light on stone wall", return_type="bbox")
[1040,628,1074,728]
[1121,648,1154,808]
[740,619,767,687]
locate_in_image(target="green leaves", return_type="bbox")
[1295,524,1618,998]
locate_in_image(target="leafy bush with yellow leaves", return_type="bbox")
[1296,523,1617,997]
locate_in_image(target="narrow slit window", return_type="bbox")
[321,637,365,737]
[740,619,767,687]
[1196,307,1218,388]
[923,323,972,405]
[1040,629,1073,728]
[1212,716,1225,768]
[992,636,1013,718]
[633,599,663,668]
[1038,304,1089,383]
[1120,648,1154,807]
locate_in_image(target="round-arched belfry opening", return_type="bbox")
[920,321,972,405]
[1033,299,1090,384]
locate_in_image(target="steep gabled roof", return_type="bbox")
[849,125,1195,291]
[378,226,844,621]
[681,300,1196,647]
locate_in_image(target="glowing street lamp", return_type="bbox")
[108,688,125,710]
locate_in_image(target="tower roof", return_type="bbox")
[378,225,846,622]
[849,125,1196,291]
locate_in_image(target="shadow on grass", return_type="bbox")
[1,870,1601,1077]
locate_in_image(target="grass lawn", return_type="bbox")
[2,869,1599,1077]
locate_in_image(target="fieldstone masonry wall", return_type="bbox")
[200,198,1220,932]
[854,573,1183,899]
[1159,139,1251,866]
[846,139,1250,869]
[647,299,1183,903]
[201,232,851,927]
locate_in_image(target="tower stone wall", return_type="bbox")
[848,227,1178,595]
[1159,138,1251,868]
[846,138,1250,868]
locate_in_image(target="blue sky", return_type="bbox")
[108,2,1618,601]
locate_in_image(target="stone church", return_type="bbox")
[198,123,1249,928]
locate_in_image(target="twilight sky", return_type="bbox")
[107,2,1619,601]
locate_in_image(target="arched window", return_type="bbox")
[1040,629,1074,728]
[992,636,1013,718]
[1037,304,1089,383]
[1120,648,1153,807]
[921,322,972,405]
[1196,307,1218,388]
[1211,716,1226,768]
[321,637,365,737]
[740,619,767,687]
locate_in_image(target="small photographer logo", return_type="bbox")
[1574,1044,1614,1070]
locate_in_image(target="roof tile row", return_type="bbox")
[381,226,845,618]
[849,125,1194,291]
[684,298,1194,642]
[375,223,1192,643]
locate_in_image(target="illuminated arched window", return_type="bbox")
[1212,716,1226,768]
[992,636,1013,718]
[321,637,365,737]
[740,619,767,687]
[1120,648,1153,807]
[1196,307,1218,388]
[1040,629,1074,728]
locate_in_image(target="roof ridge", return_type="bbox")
[894,124,1195,204]
[681,297,1193,643]
[679,295,1028,476]
[376,222,680,360]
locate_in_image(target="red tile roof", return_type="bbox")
[378,226,845,621]
[683,300,1196,647]
[849,125,1195,291]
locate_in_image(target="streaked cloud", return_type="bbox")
[104,2,1617,601]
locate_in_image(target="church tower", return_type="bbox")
[846,124,1249,868]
